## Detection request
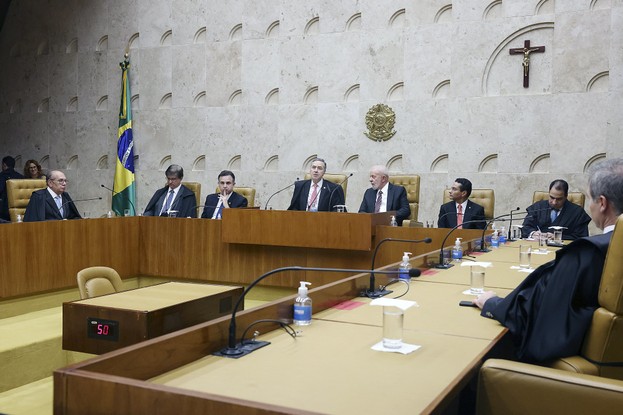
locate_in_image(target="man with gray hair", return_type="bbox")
[288,157,345,212]
[143,164,197,217]
[24,170,81,221]
[474,158,623,362]
[358,165,410,225]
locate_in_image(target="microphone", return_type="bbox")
[436,210,459,228]
[507,207,521,240]
[215,265,422,358]
[328,173,353,212]
[264,178,299,210]
[101,184,137,216]
[363,237,432,298]
[59,197,102,219]
[474,210,548,253]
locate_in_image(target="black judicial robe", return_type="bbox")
[521,199,591,240]
[481,232,612,362]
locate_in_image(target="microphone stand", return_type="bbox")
[101,184,137,216]
[215,265,421,358]
[264,178,299,210]
[362,237,432,298]
[327,173,352,212]
[507,207,520,241]
[59,197,102,218]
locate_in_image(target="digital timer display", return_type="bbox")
[87,318,119,341]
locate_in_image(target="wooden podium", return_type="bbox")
[221,209,394,251]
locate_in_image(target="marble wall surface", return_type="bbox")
[0,0,621,233]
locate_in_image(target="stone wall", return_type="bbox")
[0,0,621,231]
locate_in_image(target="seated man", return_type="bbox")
[521,179,591,240]
[288,158,345,212]
[358,165,410,225]
[143,164,196,218]
[201,170,248,219]
[437,178,486,229]
[24,170,81,222]
[474,158,623,363]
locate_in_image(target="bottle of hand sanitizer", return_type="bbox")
[452,238,463,262]
[399,252,412,281]
[294,281,312,326]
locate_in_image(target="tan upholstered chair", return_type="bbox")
[77,266,123,299]
[6,178,47,222]
[303,173,349,199]
[548,214,623,380]
[388,175,420,224]
[533,190,586,208]
[213,186,256,207]
[443,188,495,220]
[183,181,201,216]
[477,359,623,415]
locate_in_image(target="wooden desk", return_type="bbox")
[150,320,498,415]
[62,282,243,354]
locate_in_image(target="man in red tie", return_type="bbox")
[437,178,486,229]
[288,158,345,212]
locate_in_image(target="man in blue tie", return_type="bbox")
[143,164,197,218]
[520,179,591,240]
[24,170,81,222]
[201,170,248,219]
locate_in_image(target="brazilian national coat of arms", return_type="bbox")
[364,104,396,142]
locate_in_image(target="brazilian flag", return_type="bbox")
[112,55,136,216]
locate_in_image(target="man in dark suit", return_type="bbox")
[520,179,591,240]
[23,170,81,222]
[143,164,197,218]
[0,156,25,220]
[288,158,345,212]
[437,178,486,229]
[358,165,410,226]
[201,170,248,219]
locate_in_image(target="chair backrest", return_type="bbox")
[388,175,420,221]
[578,214,623,380]
[533,190,586,208]
[213,186,257,207]
[443,188,495,220]
[303,173,348,199]
[76,266,123,299]
[6,179,47,222]
[183,181,201,208]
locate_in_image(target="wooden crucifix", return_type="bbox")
[509,40,545,88]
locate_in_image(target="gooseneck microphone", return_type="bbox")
[101,184,137,216]
[264,178,299,210]
[436,210,461,228]
[328,173,353,212]
[215,265,421,358]
[59,197,102,218]
[363,237,432,298]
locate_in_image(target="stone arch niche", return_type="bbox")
[584,153,606,173]
[67,155,79,170]
[264,155,279,172]
[302,155,319,172]
[229,24,242,41]
[193,155,206,171]
[344,84,359,102]
[481,23,554,97]
[389,9,405,28]
[159,93,172,109]
[431,154,449,172]
[483,1,502,20]
[160,30,172,46]
[478,154,498,173]
[97,155,108,170]
[303,86,318,104]
[194,91,206,107]
[159,156,172,170]
[343,155,359,172]
[304,17,319,35]
[387,82,404,101]
[434,5,452,23]
[586,71,609,92]
[529,153,550,173]
[266,21,279,38]
[432,80,450,98]
[194,27,206,44]
[387,155,403,173]
[265,88,279,105]
[346,13,361,31]
[228,155,241,171]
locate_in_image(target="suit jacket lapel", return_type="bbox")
[301,181,311,209]
[46,191,62,219]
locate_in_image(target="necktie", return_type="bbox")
[161,189,174,215]
[216,203,224,219]
[55,196,64,218]
[374,190,383,213]
[457,204,463,228]
[309,184,318,210]
[550,209,558,223]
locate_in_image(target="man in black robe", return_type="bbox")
[521,179,591,240]
[474,158,623,363]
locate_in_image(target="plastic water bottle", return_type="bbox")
[490,230,500,249]
[498,226,507,245]
[293,281,312,326]
[390,215,397,227]
[399,252,412,282]
[451,238,463,262]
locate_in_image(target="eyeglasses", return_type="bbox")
[53,179,68,184]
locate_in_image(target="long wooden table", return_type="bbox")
[53,243,530,414]
[0,215,483,299]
